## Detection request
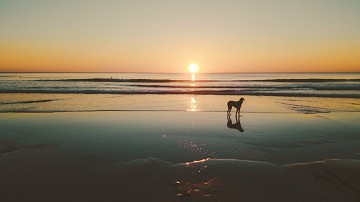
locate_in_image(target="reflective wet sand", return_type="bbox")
[1,111,359,201]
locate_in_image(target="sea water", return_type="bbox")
[1,72,359,113]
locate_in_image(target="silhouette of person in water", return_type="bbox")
[226,114,244,133]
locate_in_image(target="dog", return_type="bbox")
[227,98,245,116]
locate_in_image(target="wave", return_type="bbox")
[259,78,360,83]
[311,86,360,90]
[0,99,57,104]
[39,78,211,83]
[1,89,359,98]
[127,84,360,91]
[37,78,360,83]
[127,84,295,89]
[2,75,360,99]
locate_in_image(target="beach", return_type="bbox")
[1,73,360,201]
[2,0,360,200]
[1,110,360,201]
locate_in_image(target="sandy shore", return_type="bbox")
[1,111,360,201]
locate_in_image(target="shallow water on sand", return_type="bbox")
[1,111,359,164]
[1,94,360,113]
[1,111,360,201]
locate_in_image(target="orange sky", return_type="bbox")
[0,1,359,73]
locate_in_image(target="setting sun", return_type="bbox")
[188,63,199,73]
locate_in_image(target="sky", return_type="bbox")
[0,0,359,73]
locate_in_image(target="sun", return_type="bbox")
[188,63,199,73]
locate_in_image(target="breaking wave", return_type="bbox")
[1,74,360,98]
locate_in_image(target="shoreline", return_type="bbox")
[1,90,360,98]
[1,94,360,114]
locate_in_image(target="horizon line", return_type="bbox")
[0,71,359,74]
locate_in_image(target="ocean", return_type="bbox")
[1,72,359,113]
[1,72,359,97]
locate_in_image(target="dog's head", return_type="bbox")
[239,98,245,103]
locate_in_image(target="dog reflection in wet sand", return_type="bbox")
[227,98,245,116]
[227,114,244,133]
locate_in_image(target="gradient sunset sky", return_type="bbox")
[0,0,359,73]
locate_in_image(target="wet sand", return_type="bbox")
[1,111,360,201]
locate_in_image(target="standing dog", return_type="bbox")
[227,98,245,116]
